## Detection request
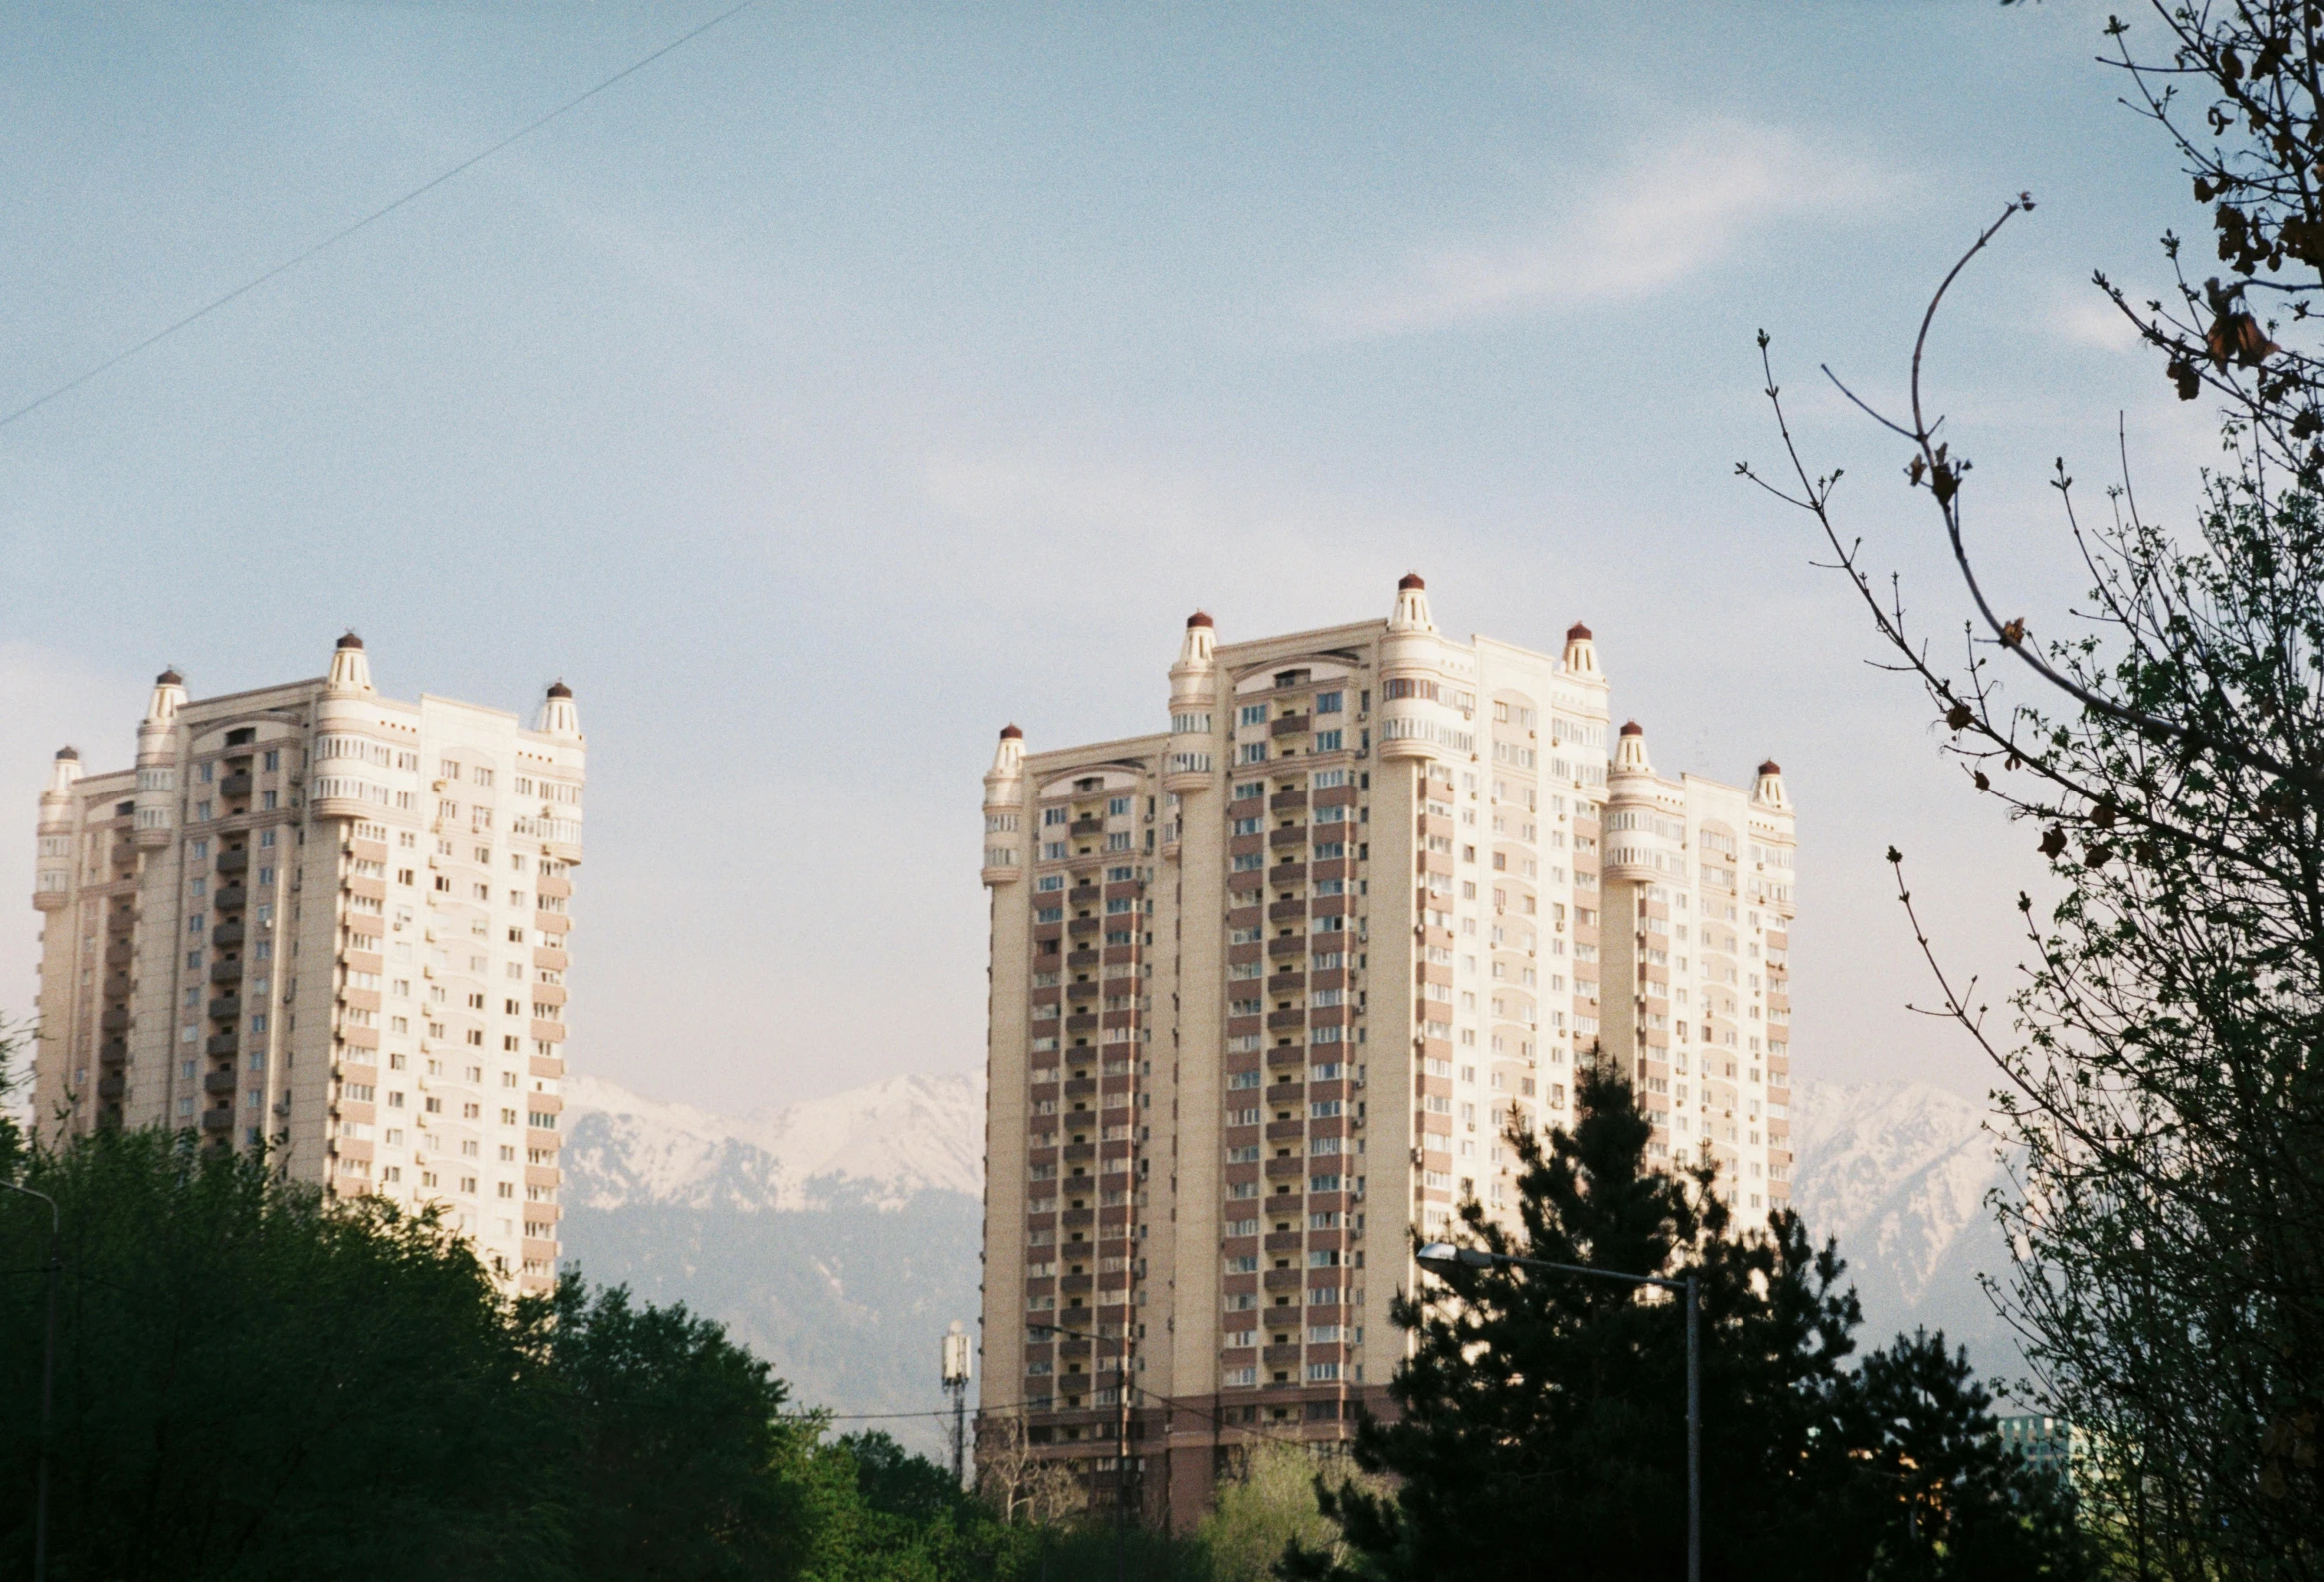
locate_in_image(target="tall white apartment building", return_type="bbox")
[975,574,1796,1525]
[1599,723,1796,1210]
[28,635,583,1292]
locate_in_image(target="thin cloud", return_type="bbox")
[2049,289,2144,353]
[1313,120,1890,336]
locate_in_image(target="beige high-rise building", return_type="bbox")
[1600,723,1796,1207]
[975,575,1795,1524]
[28,635,582,1293]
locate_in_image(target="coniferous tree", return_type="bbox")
[1290,1068,2086,1582]
[1833,1329,2088,1581]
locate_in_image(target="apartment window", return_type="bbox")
[1316,691,1343,714]
[440,761,462,780]
[195,801,212,822]
[1314,730,1343,751]
[1239,743,1268,765]
[474,768,494,788]
[1239,704,1267,727]
[1043,807,1068,826]
[1107,795,1131,817]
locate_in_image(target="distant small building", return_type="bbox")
[1995,1412,2082,1479]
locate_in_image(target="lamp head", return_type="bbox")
[1416,1242,1494,1272]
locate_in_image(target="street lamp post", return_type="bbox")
[2,1179,61,1582]
[1416,1241,1700,1582]
[1029,1319,1135,1582]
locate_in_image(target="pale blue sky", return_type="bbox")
[2,2,2215,1108]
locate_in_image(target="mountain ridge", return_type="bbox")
[557,1066,2024,1444]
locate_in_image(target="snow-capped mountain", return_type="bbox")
[562,1069,984,1212]
[555,1068,2025,1441]
[557,1071,988,1459]
[1788,1078,2020,1365]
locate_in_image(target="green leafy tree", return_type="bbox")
[1290,1069,2083,1582]
[1198,1441,1382,1582]
[541,1276,822,1582]
[0,1127,560,1581]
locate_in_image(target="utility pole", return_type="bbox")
[941,1321,973,1490]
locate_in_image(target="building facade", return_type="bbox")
[975,575,1796,1524]
[1599,724,1797,1209]
[28,635,582,1293]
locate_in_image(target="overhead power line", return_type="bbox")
[0,0,759,433]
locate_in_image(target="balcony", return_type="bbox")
[1266,973,1304,996]
[96,1074,125,1100]
[208,996,242,1022]
[1065,1013,1098,1033]
[215,848,249,874]
[1268,899,1307,922]
[1270,791,1307,812]
[105,940,134,967]
[219,773,254,799]
[99,1039,127,1066]
[1261,1267,1304,1289]
[203,1070,239,1096]
[100,1007,130,1033]
[1066,948,1101,969]
[1269,714,1310,739]
[1267,936,1306,959]
[211,922,243,948]
[1067,885,1101,906]
[199,1108,235,1133]
[1066,981,1099,1002]
[1263,1343,1303,1367]
[1069,817,1104,838]
[213,885,247,912]
[209,959,242,984]
[1066,917,1100,937]
[1268,826,1306,849]
[1266,1009,1306,1030]
[206,1032,239,1057]
[1263,1157,1304,1179]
